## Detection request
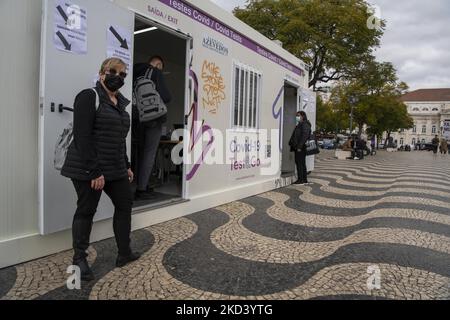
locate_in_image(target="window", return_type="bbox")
[432,108,439,112]
[412,138,416,145]
[232,63,261,129]
[422,125,427,134]
[422,139,425,144]
[412,125,417,133]
[432,125,437,134]
[412,108,420,112]
[422,108,429,112]
[400,138,404,145]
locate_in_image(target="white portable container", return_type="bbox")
[0,0,316,268]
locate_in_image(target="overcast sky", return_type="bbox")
[209,0,450,91]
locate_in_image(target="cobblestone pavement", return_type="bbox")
[1,150,449,300]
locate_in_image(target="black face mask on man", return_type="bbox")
[104,74,125,92]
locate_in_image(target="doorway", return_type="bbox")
[281,83,298,176]
[131,15,190,210]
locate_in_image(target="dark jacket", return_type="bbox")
[289,120,312,152]
[61,82,131,182]
[133,63,172,126]
[432,137,440,146]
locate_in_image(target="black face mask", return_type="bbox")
[104,74,125,92]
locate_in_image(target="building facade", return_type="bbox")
[391,89,450,146]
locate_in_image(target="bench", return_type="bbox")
[335,150,352,160]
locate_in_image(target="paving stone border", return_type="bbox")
[0,150,449,300]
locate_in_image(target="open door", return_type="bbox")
[130,14,192,210]
[299,88,317,131]
[298,88,317,172]
[39,0,134,234]
[281,83,298,176]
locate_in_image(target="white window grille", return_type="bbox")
[232,62,262,129]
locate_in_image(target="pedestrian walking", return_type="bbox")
[440,137,448,155]
[432,135,440,155]
[61,58,141,281]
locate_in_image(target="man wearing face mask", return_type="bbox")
[61,58,140,281]
[289,111,312,185]
[132,55,172,200]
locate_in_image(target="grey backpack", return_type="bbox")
[54,88,100,171]
[133,68,167,123]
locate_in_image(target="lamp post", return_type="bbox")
[348,96,359,135]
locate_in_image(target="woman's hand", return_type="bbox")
[91,175,105,191]
[127,169,134,183]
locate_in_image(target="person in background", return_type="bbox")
[432,135,440,155]
[132,56,172,201]
[354,136,366,160]
[342,137,358,159]
[61,58,140,281]
[440,137,448,155]
[342,137,354,152]
[289,111,312,185]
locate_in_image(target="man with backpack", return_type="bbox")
[132,56,172,201]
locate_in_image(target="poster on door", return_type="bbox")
[298,88,317,131]
[107,25,132,69]
[53,0,88,54]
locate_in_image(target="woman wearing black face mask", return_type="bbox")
[61,58,140,281]
[289,111,312,185]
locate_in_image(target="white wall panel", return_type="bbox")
[0,0,42,241]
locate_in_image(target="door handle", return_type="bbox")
[58,104,74,113]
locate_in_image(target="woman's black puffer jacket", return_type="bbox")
[61,82,131,182]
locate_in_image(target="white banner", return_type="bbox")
[443,120,450,140]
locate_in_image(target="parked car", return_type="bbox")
[322,139,336,150]
[420,143,435,151]
[398,145,412,152]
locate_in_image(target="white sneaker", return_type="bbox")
[354,157,360,160]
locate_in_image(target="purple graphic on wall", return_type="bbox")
[158,0,304,76]
[186,69,215,181]
[272,86,285,152]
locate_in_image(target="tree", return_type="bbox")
[365,97,413,148]
[329,60,413,142]
[316,95,348,133]
[234,0,385,91]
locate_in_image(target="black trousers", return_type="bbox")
[295,150,308,183]
[71,178,133,261]
[355,148,364,159]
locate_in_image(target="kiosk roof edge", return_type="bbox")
[180,0,309,77]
